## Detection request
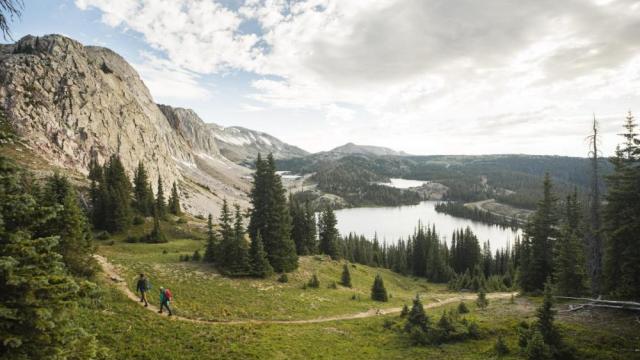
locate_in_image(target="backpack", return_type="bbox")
[164,288,173,301]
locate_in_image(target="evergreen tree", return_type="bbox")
[146,206,167,243]
[156,176,166,218]
[248,154,298,272]
[250,231,273,278]
[103,155,133,232]
[554,191,588,296]
[405,294,429,332]
[319,206,339,259]
[88,157,106,229]
[476,288,489,309]
[341,263,352,287]
[0,156,98,359]
[371,274,388,302]
[203,214,217,263]
[217,200,235,271]
[168,182,181,215]
[603,111,640,299]
[133,162,153,216]
[230,204,251,275]
[523,174,558,292]
[41,175,96,277]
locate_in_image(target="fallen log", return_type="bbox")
[557,303,640,313]
[554,296,640,308]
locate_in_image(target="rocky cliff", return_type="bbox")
[0,34,253,216]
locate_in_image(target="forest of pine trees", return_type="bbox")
[0,155,99,358]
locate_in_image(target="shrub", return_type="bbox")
[494,335,509,356]
[125,235,139,243]
[176,217,187,224]
[277,274,289,283]
[192,250,202,261]
[476,288,489,309]
[106,240,115,246]
[340,263,352,288]
[458,301,470,314]
[400,304,409,317]
[328,281,338,289]
[132,215,145,225]
[307,274,320,288]
[96,231,110,240]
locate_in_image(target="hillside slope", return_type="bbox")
[0,35,305,216]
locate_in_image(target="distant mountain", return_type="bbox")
[209,124,309,164]
[328,142,407,157]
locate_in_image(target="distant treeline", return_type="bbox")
[335,225,518,293]
[434,201,520,230]
[278,154,612,210]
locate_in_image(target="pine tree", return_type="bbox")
[319,207,339,259]
[371,274,388,302]
[248,154,298,272]
[341,263,352,287]
[39,173,96,277]
[156,176,166,218]
[536,281,559,347]
[250,231,273,278]
[524,174,558,292]
[476,288,488,309]
[133,162,153,216]
[603,111,640,299]
[218,200,235,271]
[168,182,181,215]
[554,191,588,296]
[204,214,217,263]
[88,157,106,229]
[405,294,429,332]
[230,204,250,275]
[103,154,133,232]
[147,206,167,243]
[0,156,98,359]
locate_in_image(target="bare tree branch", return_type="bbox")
[0,0,23,41]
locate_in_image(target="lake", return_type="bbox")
[334,201,521,250]
[377,178,425,188]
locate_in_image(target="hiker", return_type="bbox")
[158,287,173,316]
[136,273,150,307]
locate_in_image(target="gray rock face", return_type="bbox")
[0,34,251,216]
[158,104,220,157]
[210,124,309,164]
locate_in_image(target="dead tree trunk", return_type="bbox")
[586,116,603,296]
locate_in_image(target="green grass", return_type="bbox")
[98,233,452,321]
[87,221,640,359]
[78,281,640,360]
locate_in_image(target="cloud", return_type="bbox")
[74,0,640,155]
[132,53,213,101]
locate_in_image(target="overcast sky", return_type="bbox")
[6,0,640,156]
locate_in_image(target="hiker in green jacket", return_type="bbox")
[158,287,173,316]
[136,273,150,307]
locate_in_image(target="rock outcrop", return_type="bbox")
[0,34,254,216]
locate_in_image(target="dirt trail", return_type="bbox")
[95,254,517,325]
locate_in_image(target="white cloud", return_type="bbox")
[74,0,640,155]
[132,53,212,101]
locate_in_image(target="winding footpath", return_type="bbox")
[95,254,517,325]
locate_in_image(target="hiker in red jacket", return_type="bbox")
[158,287,173,316]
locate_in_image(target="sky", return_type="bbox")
[3,0,640,156]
